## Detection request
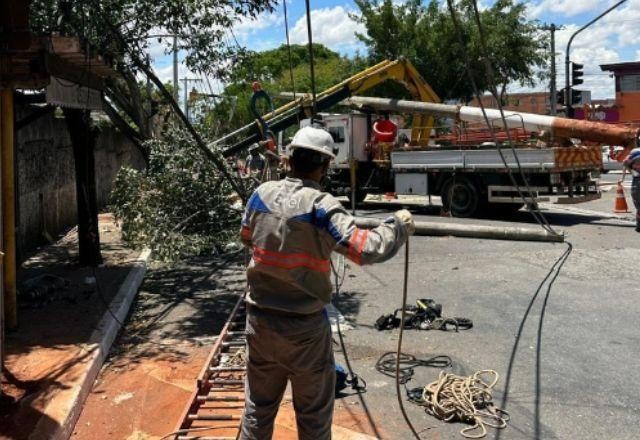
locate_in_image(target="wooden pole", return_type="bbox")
[355,217,564,243]
[1,89,17,328]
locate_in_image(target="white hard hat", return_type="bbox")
[289,126,335,159]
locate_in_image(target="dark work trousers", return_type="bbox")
[632,176,640,227]
[240,307,335,440]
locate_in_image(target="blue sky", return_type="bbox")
[151,0,640,100]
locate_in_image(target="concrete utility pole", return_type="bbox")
[565,0,627,118]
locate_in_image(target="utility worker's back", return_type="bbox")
[239,126,413,440]
[241,177,408,315]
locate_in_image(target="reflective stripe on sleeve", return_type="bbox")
[346,227,369,265]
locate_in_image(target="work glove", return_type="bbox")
[395,209,415,236]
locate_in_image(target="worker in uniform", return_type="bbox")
[239,126,414,440]
[245,143,266,176]
[619,146,640,232]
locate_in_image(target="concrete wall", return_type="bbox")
[15,107,145,260]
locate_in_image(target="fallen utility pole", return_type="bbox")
[343,96,640,148]
[355,217,565,243]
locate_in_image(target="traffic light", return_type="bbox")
[571,62,584,86]
[571,89,583,105]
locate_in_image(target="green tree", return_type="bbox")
[29,0,275,264]
[353,0,548,102]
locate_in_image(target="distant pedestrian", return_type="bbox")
[619,147,640,232]
[245,144,266,175]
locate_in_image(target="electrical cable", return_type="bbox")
[394,240,422,440]
[444,0,559,236]
[331,259,366,395]
[282,0,296,103]
[376,351,451,385]
[304,0,318,114]
[330,258,382,439]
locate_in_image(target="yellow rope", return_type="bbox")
[419,370,509,438]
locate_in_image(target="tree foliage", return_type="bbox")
[110,126,242,261]
[353,0,548,102]
[30,0,277,157]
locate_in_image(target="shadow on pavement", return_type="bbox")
[106,253,246,366]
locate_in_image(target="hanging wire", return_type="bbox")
[283,0,296,102]
[444,0,559,236]
[304,0,317,114]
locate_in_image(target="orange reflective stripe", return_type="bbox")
[240,226,252,241]
[346,227,368,265]
[253,247,330,272]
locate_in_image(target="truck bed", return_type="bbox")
[391,145,601,172]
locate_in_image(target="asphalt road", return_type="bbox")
[332,171,640,440]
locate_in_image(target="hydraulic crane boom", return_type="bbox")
[214,59,440,157]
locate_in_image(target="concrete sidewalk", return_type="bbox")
[1,214,150,440]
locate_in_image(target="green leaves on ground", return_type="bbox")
[111,126,241,261]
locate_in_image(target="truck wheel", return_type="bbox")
[441,177,482,217]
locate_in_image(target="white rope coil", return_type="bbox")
[419,370,509,438]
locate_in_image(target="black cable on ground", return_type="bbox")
[376,352,451,385]
[395,240,422,439]
[331,259,381,439]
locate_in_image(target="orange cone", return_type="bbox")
[613,183,630,213]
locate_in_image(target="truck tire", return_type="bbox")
[441,177,483,218]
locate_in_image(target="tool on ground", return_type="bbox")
[613,183,631,213]
[375,298,472,332]
[408,370,510,439]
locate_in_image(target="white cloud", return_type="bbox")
[528,0,607,19]
[529,0,640,99]
[233,12,284,43]
[289,6,366,52]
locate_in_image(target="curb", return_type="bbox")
[29,249,152,440]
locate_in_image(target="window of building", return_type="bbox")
[619,74,640,92]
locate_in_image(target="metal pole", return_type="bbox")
[1,89,16,329]
[565,0,627,118]
[549,24,557,116]
[173,36,179,102]
[342,96,640,146]
[355,217,565,243]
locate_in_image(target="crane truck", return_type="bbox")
[214,59,640,218]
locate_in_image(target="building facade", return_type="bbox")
[600,61,640,125]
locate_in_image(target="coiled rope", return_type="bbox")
[417,370,509,439]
